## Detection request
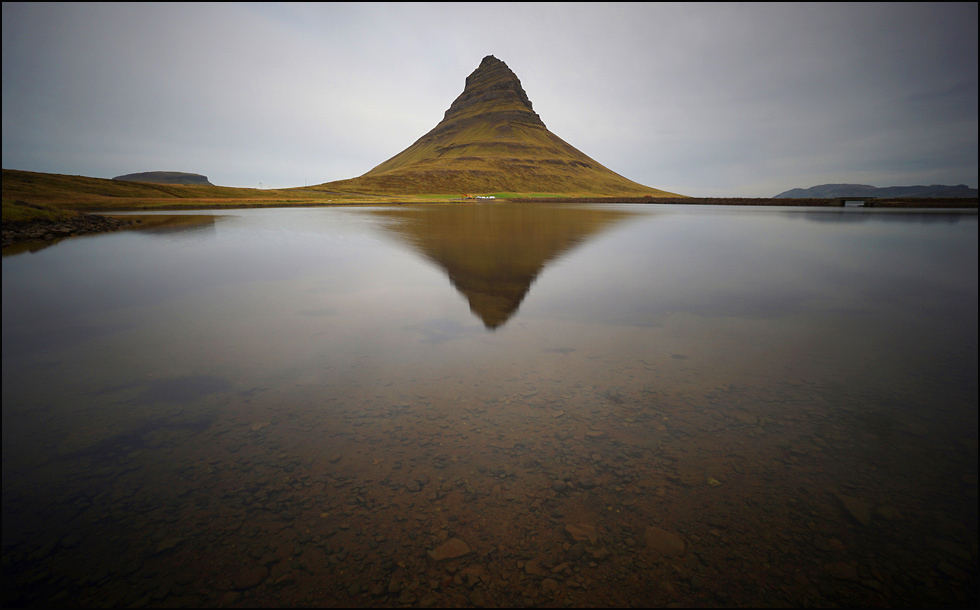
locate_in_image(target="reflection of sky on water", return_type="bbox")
[522,206,977,327]
[3,204,976,397]
[2,205,976,608]
[790,208,974,225]
[4,206,975,361]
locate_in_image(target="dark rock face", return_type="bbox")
[423,55,546,142]
[113,171,213,186]
[442,55,544,127]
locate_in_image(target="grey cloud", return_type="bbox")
[3,3,976,196]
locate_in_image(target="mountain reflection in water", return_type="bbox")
[369,203,638,328]
[119,214,218,237]
[2,205,976,608]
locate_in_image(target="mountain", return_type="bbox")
[316,56,678,197]
[774,183,978,198]
[113,171,213,186]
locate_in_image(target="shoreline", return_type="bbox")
[84,196,979,210]
[506,196,979,207]
[3,197,976,248]
[1,213,137,249]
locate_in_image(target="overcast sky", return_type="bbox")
[2,3,977,196]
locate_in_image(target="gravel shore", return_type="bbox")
[2,213,135,248]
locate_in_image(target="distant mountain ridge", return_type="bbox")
[113,171,213,186]
[774,184,977,198]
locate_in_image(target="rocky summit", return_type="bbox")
[318,56,677,196]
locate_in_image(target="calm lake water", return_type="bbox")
[2,203,977,607]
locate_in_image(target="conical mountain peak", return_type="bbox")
[441,55,543,128]
[318,56,679,197]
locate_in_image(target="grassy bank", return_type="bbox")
[2,170,606,221]
[2,199,81,224]
[4,170,976,226]
[1,169,408,221]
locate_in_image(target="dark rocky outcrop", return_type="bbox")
[440,55,544,127]
[2,212,136,248]
[113,171,213,186]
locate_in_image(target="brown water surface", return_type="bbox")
[2,204,977,607]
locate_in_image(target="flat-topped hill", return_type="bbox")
[113,171,214,186]
[315,56,679,197]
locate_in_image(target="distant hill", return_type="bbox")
[113,171,213,186]
[315,55,679,197]
[2,169,293,211]
[774,184,978,198]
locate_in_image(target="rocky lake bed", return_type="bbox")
[3,368,976,607]
[3,204,976,607]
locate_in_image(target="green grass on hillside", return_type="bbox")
[3,167,678,216]
[491,192,567,199]
[2,169,367,213]
[2,169,297,202]
[346,87,680,198]
[2,199,79,224]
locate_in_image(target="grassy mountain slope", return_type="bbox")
[316,56,679,197]
[3,169,259,202]
[2,169,372,222]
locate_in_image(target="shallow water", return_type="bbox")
[2,203,977,606]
